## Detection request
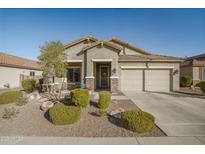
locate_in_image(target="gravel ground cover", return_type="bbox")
[0,98,166,137]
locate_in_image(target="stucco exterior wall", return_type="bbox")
[0,66,42,89]
[193,67,200,81]
[86,46,119,77]
[65,41,93,82]
[110,42,143,55]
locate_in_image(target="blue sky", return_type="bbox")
[0,8,204,60]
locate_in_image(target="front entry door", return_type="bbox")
[99,65,110,89]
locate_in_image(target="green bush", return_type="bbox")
[98,91,111,110]
[0,91,23,105]
[180,76,192,87]
[121,110,155,133]
[95,109,107,117]
[199,81,205,94]
[70,88,90,108]
[16,96,27,106]
[22,79,36,93]
[49,103,81,125]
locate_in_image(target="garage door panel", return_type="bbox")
[121,70,143,91]
[145,70,170,92]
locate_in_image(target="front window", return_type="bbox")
[30,72,35,76]
[67,67,80,83]
[203,68,205,80]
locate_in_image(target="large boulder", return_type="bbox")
[40,101,54,111]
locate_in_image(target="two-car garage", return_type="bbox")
[121,69,171,92]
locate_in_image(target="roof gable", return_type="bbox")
[64,36,98,49]
[82,41,122,53]
[108,38,151,55]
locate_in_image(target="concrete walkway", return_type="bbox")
[0,136,204,145]
[123,91,205,137]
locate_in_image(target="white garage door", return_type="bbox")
[145,70,170,92]
[121,70,143,91]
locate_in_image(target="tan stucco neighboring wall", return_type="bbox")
[86,46,119,76]
[0,66,42,89]
[193,67,200,81]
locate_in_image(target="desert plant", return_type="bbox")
[98,91,111,110]
[2,107,19,119]
[70,88,90,108]
[0,91,23,105]
[180,76,192,87]
[49,103,81,125]
[121,110,155,133]
[199,81,205,94]
[22,79,36,93]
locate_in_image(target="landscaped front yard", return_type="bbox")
[0,90,165,137]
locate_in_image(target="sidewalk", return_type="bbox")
[0,136,205,145]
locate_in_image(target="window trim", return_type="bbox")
[67,66,81,83]
[30,71,35,77]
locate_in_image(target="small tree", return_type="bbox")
[38,40,67,99]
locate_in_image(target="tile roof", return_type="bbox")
[119,54,182,62]
[108,38,152,55]
[181,59,205,67]
[186,53,205,60]
[0,52,42,70]
[64,36,98,49]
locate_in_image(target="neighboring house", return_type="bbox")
[0,52,42,89]
[181,53,205,86]
[64,36,182,93]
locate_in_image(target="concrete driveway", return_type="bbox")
[123,91,205,137]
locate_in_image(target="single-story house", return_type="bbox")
[0,52,42,89]
[64,36,182,93]
[181,53,205,86]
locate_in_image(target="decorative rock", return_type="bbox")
[108,108,125,116]
[28,91,41,102]
[40,101,54,111]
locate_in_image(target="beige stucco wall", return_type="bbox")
[110,42,143,55]
[0,66,42,89]
[193,67,200,81]
[65,41,92,82]
[86,46,119,77]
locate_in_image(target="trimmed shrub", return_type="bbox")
[22,79,36,93]
[0,91,23,105]
[49,103,81,125]
[199,81,205,94]
[70,88,90,108]
[98,91,111,110]
[95,109,107,117]
[121,110,155,133]
[16,96,27,106]
[180,76,192,87]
